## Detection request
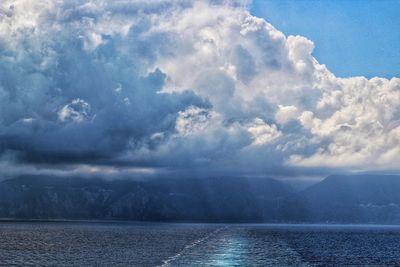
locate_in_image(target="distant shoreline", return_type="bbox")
[0,218,149,224]
[1,219,400,227]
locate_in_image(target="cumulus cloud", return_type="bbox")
[247,118,281,146]
[58,99,92,123]
[291,77,400,169]
[0,0,398,178]
[275,105,299,124]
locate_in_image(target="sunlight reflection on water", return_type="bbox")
[168,231,247,266]
[207,237,247,266]
[166,227,309,266]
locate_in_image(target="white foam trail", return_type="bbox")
[158,226,227,267]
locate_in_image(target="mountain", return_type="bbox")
[1,174,400,223]
[0,175,293,222]
[281,174,400,223]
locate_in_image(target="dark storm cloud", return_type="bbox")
[0,1,208,166]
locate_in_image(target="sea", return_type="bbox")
[0,222,400,266]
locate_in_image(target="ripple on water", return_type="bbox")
[1,223,400,266]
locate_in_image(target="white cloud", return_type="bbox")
[0,0,399,176]
[292,77,400,169]
[147,1,400,171]
[275,105,299,124]
[58,99,92,123]
[247,118,281,146]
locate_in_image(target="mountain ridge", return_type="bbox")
[1,174,400,223]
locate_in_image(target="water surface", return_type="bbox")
[1,222,400,266]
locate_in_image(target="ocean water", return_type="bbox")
[0,222,400,266]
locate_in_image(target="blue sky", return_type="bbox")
[250,0,400,78]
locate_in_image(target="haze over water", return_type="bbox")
[1,222,400,266]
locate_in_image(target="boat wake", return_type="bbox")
[158,226,227,267]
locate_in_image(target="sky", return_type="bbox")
[0,0,399,180]
[250,0,400,79]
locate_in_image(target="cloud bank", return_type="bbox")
[0,0,399,178]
